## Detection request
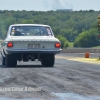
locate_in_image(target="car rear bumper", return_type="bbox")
[6,49,62,54]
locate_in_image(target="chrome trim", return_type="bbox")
[6,49,62,54]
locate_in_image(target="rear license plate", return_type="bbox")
[28,44,40,49]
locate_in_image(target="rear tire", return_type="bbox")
[41,54,55,67]
[5,54,17,67]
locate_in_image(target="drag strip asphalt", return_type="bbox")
[0,53,100,100]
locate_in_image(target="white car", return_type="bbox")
[1,24,61,67]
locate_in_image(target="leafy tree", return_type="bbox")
[74,28,99,47]
[0,10,98,47]
[64,41,69,48]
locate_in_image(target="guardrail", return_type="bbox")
[61,48,100,53]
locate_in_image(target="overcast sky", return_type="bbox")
[0,0,99,11]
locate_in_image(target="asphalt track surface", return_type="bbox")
[0,53,100,100]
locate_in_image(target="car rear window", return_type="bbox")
[10,26,53,36]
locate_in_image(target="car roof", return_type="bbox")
[10,24,50,27]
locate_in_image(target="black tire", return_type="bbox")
[41,54,55,67]
[5,54,17,67]
[2,56,5,65]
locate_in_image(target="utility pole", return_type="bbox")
[98,14,100,59]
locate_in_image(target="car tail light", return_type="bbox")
[7,42,13,47]
[55,43,61,48]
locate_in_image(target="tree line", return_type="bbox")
[0,10,99,47]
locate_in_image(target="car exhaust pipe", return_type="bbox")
[27,55,35,61]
